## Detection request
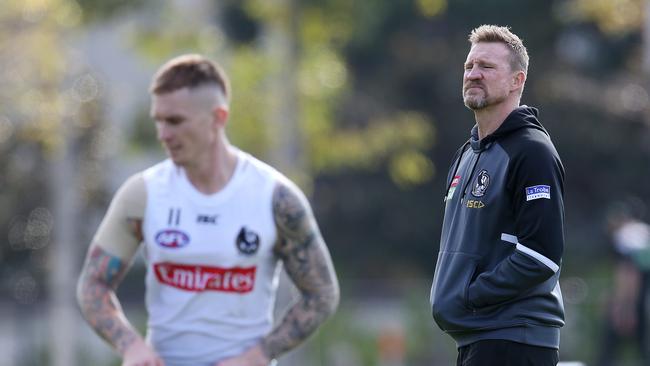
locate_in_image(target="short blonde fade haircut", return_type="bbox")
[469,25,529,75]
[150,54,230,104]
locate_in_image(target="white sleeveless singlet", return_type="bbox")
[141,151,282,365]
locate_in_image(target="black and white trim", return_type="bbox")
[501,233,559,273]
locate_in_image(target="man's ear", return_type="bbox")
[512,71,526,92]
[213,106,229,127]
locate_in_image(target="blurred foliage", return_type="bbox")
[415,0,447,18]
[558,0,644,36]
[0,0,72,302]
[226,45,274,159]
[0,0,112,307]
[75,0,152,23]
[0,0,76,151]
[127,0,435,187]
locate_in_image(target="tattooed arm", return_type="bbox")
[76,239,140,353]
[76,174,162,365]
[218,180,340,366]
[262,180,340,359]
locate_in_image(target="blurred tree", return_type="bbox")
[0,1,140,365]
[0,0,75,304]
[557,0,643,36]
[128,0,436,189]
[75,0,153,23]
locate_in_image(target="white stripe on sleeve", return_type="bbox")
[501,233,560,273]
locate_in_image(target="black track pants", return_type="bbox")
[456,340,559,366]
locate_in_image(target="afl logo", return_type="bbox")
[236,227,260,255]
[155,229,190,248]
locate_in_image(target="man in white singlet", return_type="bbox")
[77,54,340,366]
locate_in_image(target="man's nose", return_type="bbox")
[157,123,172,141]
[465,66,482,80]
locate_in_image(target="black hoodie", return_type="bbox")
[430,106,565,349]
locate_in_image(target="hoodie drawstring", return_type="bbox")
[460,150,482,203]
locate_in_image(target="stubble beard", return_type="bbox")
[463,89,509,111]
[463,90,488,110]
[464,95,487,110]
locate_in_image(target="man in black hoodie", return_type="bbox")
[430,25,565,366]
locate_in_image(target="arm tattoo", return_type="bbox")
[76,245,139,354]
[261,183,340,359]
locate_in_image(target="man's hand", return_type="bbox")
[214,344,270,366]
[122,338,165,366]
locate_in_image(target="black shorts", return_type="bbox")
[456,339,559,366]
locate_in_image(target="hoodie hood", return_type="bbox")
[470,106,549,152]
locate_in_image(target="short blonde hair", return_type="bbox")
[469,25,528,74]
[150,54,230,102]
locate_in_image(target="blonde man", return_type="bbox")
[430,25,565,366]
[77,54,339,366]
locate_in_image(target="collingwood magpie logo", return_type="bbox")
[471,170,490,198]
[236,227,260,255]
